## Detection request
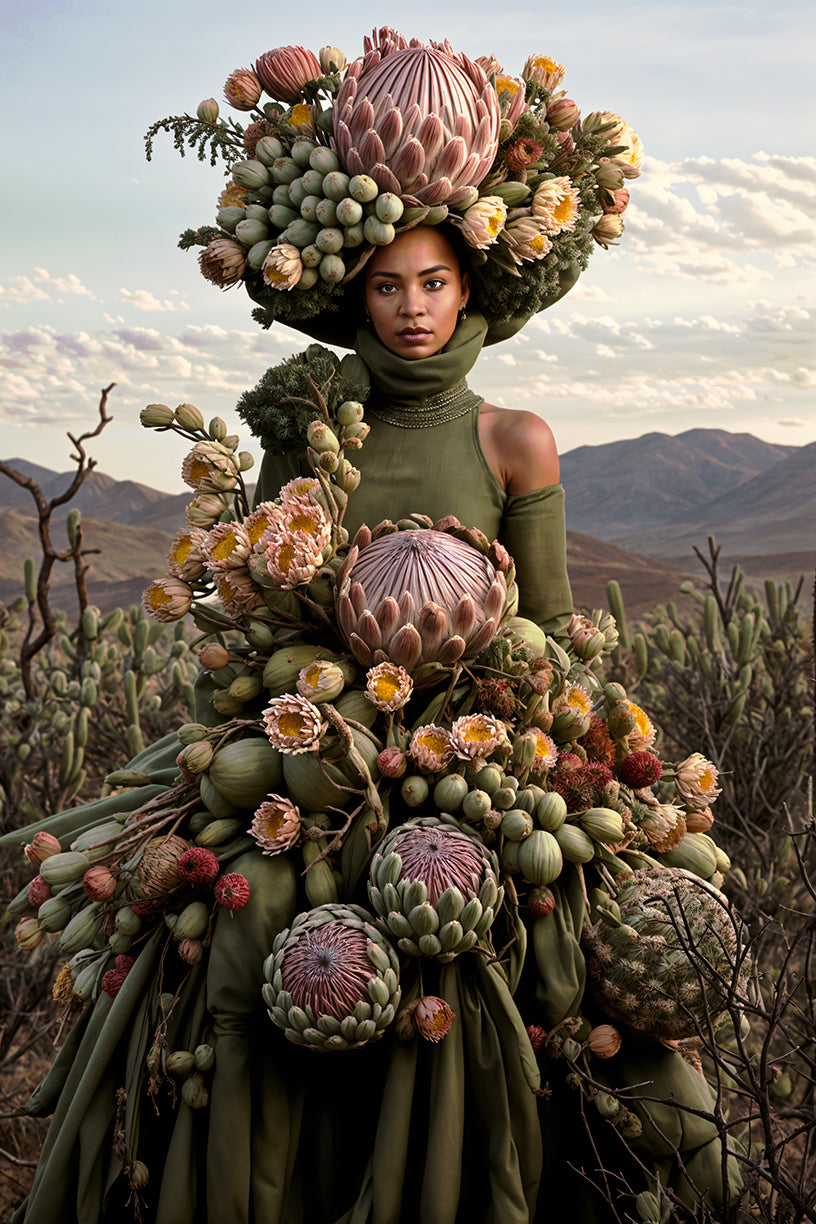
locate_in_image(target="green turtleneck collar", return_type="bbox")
[340,312,489,405]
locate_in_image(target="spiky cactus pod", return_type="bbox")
[582,868,748,1040]
[262,903,401,1051]
[368,815,503,961]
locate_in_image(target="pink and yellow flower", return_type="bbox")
[409,724,455,772]
[531,730,558,773]
[203,521,251,572]
[167,526,208,582]
[503,216,553,263]
[413,996,455,1043]
[186,493,229,529]
[142,577,193,622]
[675,753,721,808]
[244,502,286,550]
[262,694,326,754]
[365,662,413,712]
[532,177,580,235]
[637,802,686,853]
[460,197,508,250]
[215,568,264,615]
[553,682,593,718]
[181,441,238,492]
[264,534,323,589]
[449,713,508,760]
[250,795,302,855]
[521,54,565,91]
[262,243,303,291]
[592,215,624,248]
[623,701,656,752]
[494,74,528,128]
[224,68,262,111]
[297,660,346,703]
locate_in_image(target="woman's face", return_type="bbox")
[363,228,470,360]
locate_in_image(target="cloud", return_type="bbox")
[0,267,96,304]
[120,288,182,312]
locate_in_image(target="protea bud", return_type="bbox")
[174,403,205,431]
[24,831,62,866]
[197,98,220,124]
[140,403,175,428]
[587,1023,622,1058]
[319,46,346,74]
[83,866,117,902]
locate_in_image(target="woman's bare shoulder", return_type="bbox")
[479,402,560,494]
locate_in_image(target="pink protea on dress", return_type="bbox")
[332,34,502,205]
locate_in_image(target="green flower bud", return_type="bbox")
[174,403,204,431]
[140,403,174,428]
[196,98,219,123]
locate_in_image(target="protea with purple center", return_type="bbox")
[335,520,515,674]
[262,904,401,1050]
[332,32,501,206]
[368,816,504,961]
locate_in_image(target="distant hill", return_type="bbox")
[2,427,811,618]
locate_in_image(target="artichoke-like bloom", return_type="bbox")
[137,835,189,896]
[168,526,208,582]
[674,752,721,809]
[622,700,656,752]
[521,54,565,91]
[142,577,193,622]
[262,243,303,291]
[364,661,413,712]
[409,724,454,772]
[215,567,264,615]
[335,524,512,672]
[332,40,502,205]
[460,196,507,250]
[250,796,302,855]
[263,694,325,755]
[368,816,504,961]
[199,237,247,288]
[582,867,748,1040]
[531,176,580,236]
[224,67,262,111]
[254,45,323,103]
[449,713,508,760]
[531,730,558,773]
[202,521,251,572]
[262,903,401,1050]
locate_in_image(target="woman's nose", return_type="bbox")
[399,286,425,316]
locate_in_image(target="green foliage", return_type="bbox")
[143,114,244,167]
[235,344,369,454]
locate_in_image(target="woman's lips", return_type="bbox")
[398,328,433,342]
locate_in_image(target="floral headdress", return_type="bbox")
[146,30,642,346]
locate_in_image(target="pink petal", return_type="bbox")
[378,107,404,158]
[349,633,374,667]
[375,596,401,638]
[451,595,477,639]
[350,582,367,617]
[371,163,403,194]
[436,636,466,666]
[360,129,387,167]
[388,624,422,671]
[435,136,467,180]
[357,609,383,650]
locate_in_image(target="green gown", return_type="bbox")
[2,318,726,1223]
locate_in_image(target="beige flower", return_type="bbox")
[532,177,580,235]
[319,46,347,74]
[553,682,593,718]
[637,802,686,853]
[199,237,247,289]
[675,753,721,808]
[167,526,208,581]
[262,694,325,754]
[181,440,238,492]
[409,725,455,772]
[365,662,414,712]
[297,660,346,703]
[279,495,332,548]
[218,181,248,209]
[262,243,303,291]
[186,493,230,529]
[592,215,624,248]
[142,577,192,622]
[460,197,508,250]
[202,521,251,572]
[278,476,323,505]
[450,713,508,760]
[588,1023,622,1058]
[249,795,302,854]
[244,502,287,550]
[264,534,323,589]
[493,74,528,128]
[224,68,262,111]
[521,54,565,91]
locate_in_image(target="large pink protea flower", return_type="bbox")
[368,816,503,961]
[332,32,502,205]
[335,521,514,674]
[262,904,401,1050]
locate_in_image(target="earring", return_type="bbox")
[458,307,468,323]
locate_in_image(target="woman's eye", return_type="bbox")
[425,278,445,290]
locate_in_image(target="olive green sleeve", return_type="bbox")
[500,484,573,644]
[252,447,308,508]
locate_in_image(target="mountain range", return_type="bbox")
[1,428,812,620]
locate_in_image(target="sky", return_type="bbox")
[2,0,814,492]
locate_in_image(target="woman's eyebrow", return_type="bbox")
[369,263,452,279]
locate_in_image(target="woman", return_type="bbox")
[6,31,736,1224]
